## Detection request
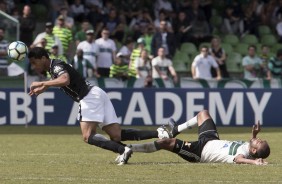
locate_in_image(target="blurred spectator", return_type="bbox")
[173,11,192,47]
[154,10,172,31]
[19,5,36,47]
[71,49,96,79]
[95,27,117,77]
[200,0,212,23]
[56,7,74,30]
[103,8,119,34]
[75,20,91,46]
[268,49,282,79]
[190,13,212,48]
[260,0,277,26]
[70,0,85,22]
[111,23,125,43]
[221,5,244,36]
[143,26,155,54]
[53,15,73,57]
[86,5,103,34]
[152,47,178,84]
[210,37,229,78]
[32,38,47,48]
[151,20,176,58]
[154,0,173,19]
[135,49,152,79]
[49,0,69,22]
[0,27,9,76]
[118,38,134,64]
[31,22,63,56]
[242,1,260,37]
[144,75,154,88]
[128,37,146,78]
[85,0,103,10]
[77,29,100,77]
[259,45,270,65]
[276,19,282,43]
[109,52,129,81]
[129,10,153,41]
[191,45,221,80]
[186,0,206,25]
[49,45,67,63]
[242,45,269,79]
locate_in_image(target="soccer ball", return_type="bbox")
[7,41,28,61]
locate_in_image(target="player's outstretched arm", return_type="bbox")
[234,154,267,165]
[29,73,70,96]
[252,121,261,138]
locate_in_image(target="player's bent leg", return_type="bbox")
[80,121,98,143]
[155,138,177,151]
[81,121,127,155]
[197,110,213,127]
[102,123,122,142]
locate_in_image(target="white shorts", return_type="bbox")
[77,86,119,128]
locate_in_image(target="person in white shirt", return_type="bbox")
[191,45,221,80]
[95,28,117,77]
[135,49,152,78]
[127,109,270,165]
[152,47,178,84]
[242,45,270,79]
[77,29,100,77]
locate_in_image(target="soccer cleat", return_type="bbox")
[167,118,179,138]
[157,125,172,139]
[117,146,133,166]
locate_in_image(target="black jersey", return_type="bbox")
[48,59,93,102]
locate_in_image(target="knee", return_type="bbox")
[157,138,176,150]
[197,110,210,119]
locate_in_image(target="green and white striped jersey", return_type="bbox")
[200,140,250,163]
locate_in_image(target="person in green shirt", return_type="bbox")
[71,49,98,79]
[110,52,129,81]
[268,49,282,79]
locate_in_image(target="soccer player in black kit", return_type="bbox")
[28,47,170,165]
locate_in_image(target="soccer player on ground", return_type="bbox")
[127,110,270,165]
[27,47,170,165]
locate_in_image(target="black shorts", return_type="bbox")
[175,118,219,162]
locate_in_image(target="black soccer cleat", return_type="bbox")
[168,118,180,138]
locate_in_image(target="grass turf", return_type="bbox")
[0,126,281,184]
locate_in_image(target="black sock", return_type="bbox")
[121,129,158,141]
[88,134,125,154]
[172,126,180,137]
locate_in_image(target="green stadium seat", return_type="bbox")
[241,34,258,45]
[258,25,272,36]
[234,43,249,56]
[180,42,197,55]
[226,52,243,73]
[173,62,188,73]
[260,34,278,46]
[223,34,239,46]
[271,43,282,54]
[221,43,233,54]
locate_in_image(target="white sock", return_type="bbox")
[177,116,198,132]
[130,142,158,153]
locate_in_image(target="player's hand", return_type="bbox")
[254,158,268,165]
[252,121,261,138]
[29,82,47,96]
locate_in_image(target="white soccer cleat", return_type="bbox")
[157,125,171,139]
[117,146,133,166]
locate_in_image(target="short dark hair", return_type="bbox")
[256,141,270,159]
[28,47,49,59]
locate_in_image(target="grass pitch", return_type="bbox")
[0,126,281,184]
